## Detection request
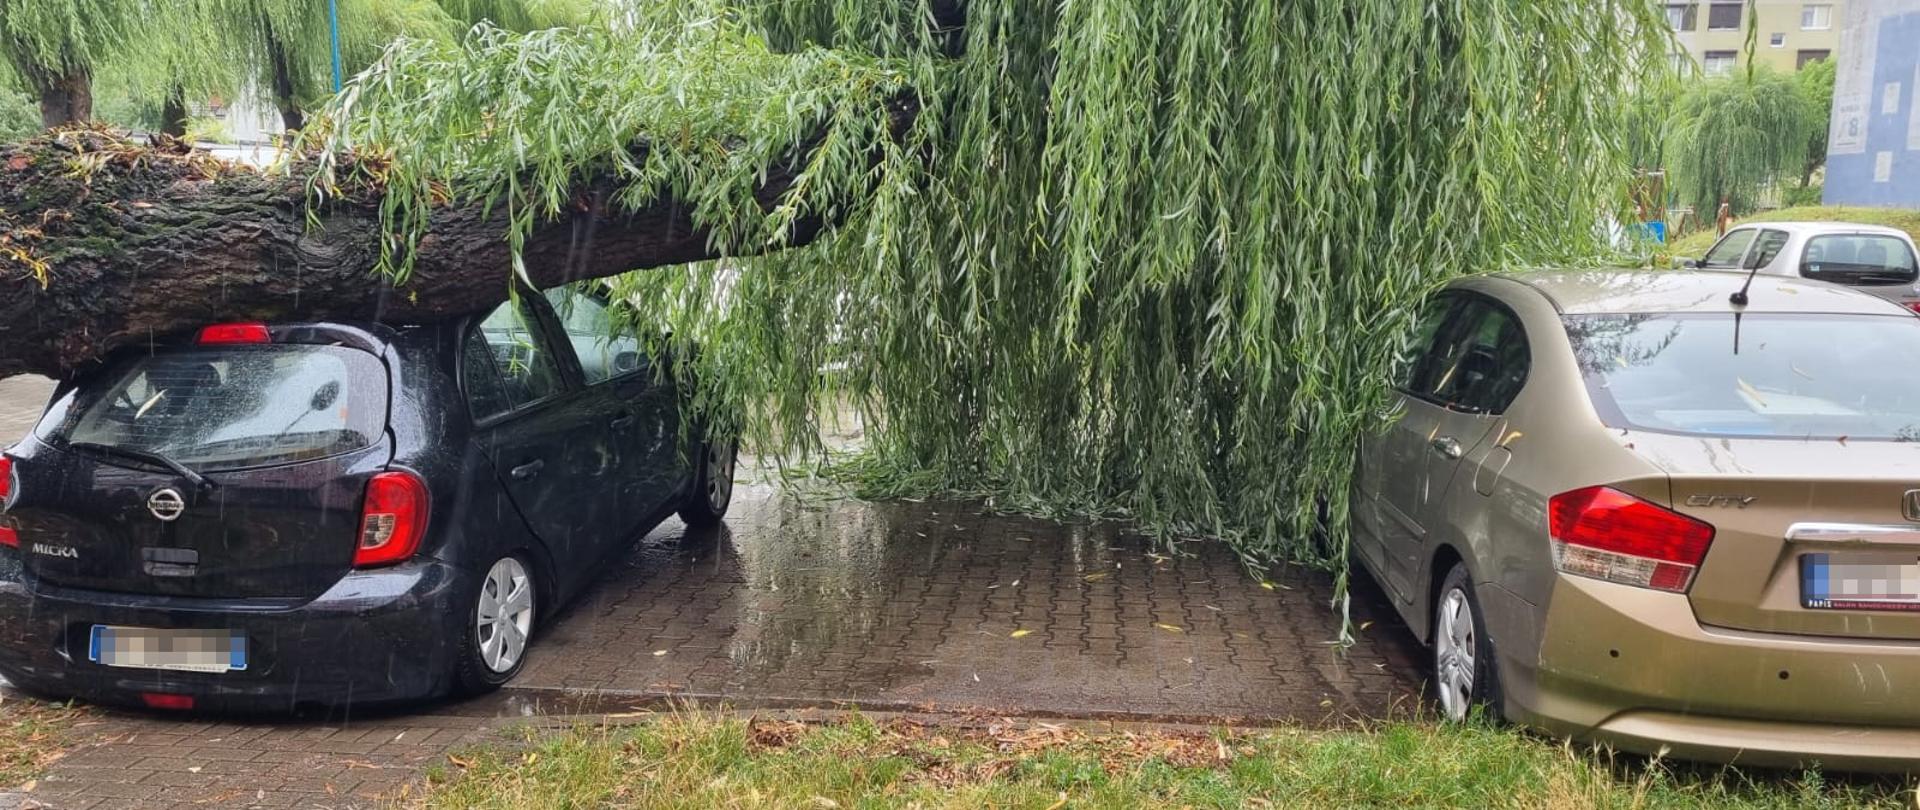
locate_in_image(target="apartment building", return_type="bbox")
[1666,1,1846,76]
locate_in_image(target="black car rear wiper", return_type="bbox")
[65,441,213,490]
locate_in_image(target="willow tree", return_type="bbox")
[0,0,136,126]
[1794,57,1837,190]
[1668,68,1822,214]
[1,1,1667,621]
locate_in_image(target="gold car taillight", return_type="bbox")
[1548,486,1716,593]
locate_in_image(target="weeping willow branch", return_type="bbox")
[315,4,1668,623]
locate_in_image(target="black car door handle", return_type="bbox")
[610,411,637,429]
[510,460,546,480]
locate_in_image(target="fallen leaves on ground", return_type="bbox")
[0,694,86,788]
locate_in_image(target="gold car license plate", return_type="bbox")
[88,626,248,673]
[1801,554,1920,612]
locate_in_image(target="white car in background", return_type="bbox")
[1679,222,1920,313]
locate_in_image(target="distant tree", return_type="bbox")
[0,0,136,126]
[1668,68,1821,214]
[0,87,36,139]
[1794,56,1836,188]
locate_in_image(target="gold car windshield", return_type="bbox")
[1568,313,1920,441]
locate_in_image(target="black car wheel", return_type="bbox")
[1433,562,1502,723]
[677,440,736,527]
[454,554,536,695]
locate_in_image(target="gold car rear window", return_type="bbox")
[1568,313,1920,441]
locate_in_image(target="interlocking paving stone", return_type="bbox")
[1,373,1425,808]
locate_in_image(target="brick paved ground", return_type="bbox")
[521,495,1420,724]
[0,374,1426,808]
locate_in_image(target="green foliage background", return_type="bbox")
[1666,67,1824,214]
[315,0,1668,620]
[0,0,595,132]
[0,88,33,140]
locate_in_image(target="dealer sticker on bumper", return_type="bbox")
[88,625,248,673]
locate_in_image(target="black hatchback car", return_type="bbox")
[0,285,735,711]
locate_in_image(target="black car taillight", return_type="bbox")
[354,471,429,568]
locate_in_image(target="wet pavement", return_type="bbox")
[0,374,1425,808]
[521,493,1420,724]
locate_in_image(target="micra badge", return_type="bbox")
[1685,495,1757,509]
[30,543,78,559]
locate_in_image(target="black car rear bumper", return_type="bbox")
[0,555,465,712]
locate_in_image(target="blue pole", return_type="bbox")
[327,0,344,91]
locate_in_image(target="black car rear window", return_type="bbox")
[38,345,388,470]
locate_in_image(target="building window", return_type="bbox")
[1797,49,1831,69]
[1801,4,1832,30]
[1770,33,1786,47]
[1666,3,1699,30]
[1670,51,1695,76]
[1708,3,1743,30]
[1703,50,1738,77]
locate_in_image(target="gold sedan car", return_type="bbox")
[1354,269,1920,771]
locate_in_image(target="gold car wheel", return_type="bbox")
[1435,585,1477,722]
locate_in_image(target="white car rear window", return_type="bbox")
[1800,234,1919,285]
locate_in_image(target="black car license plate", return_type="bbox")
[88,625,248,673]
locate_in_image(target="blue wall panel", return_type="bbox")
[1824,10,1920,208]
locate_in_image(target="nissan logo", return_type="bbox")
[147,488,186,522]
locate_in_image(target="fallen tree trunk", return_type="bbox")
[0,125,861,380]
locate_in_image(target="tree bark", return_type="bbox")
[263,21,306,133]
[161,89,189,139]
[36,67,92,129]
[0,102,911,380]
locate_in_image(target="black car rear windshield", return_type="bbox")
[38,345,388,470]
[1800,234,1919,285]
[1567,313,1920,441]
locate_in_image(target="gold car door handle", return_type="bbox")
[1429,436,1463,460]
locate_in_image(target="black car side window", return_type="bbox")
[1426,298,1530,414]
[469,299,566,412]
[461,330,513,421]
[542,286,647,385]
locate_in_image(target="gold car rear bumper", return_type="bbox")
[1591,710,1920,771]
[1509,575,1920,772]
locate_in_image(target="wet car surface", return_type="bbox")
[0,286,733,711]
[1355,269,1920,771]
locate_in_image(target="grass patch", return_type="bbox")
[1669,206,1920,258]
[0,694,84,789]
[418,713,1913,809]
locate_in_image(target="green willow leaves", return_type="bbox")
[316,1,1668,625]
[1667,67,1825,214]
